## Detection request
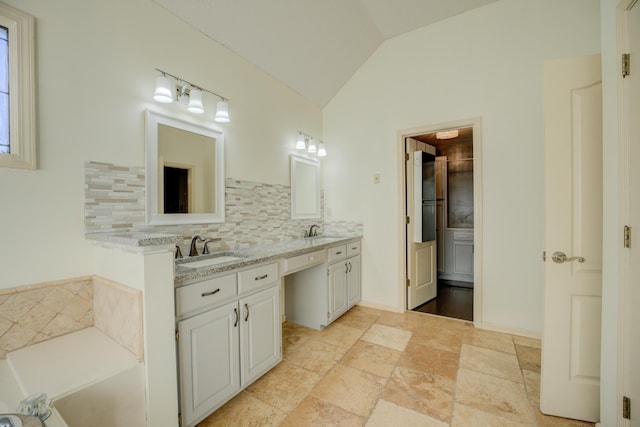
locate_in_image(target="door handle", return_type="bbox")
[551,251,585,264]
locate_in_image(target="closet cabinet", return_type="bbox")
[176,263,281,427]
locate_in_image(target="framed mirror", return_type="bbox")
[145,110,225,225]
[290,154,320,219]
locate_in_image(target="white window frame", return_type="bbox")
[0,3,35,169]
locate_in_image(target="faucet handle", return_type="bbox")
[175,245,183,259]
[203,239,215,254]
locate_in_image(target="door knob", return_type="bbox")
[551,251,585,264]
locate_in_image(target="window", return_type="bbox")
[0,3,35,169]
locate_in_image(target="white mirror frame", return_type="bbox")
[145,110,225,225]
[290,154,321,219]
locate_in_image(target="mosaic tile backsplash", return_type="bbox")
[0,276,142,359]
[84,161,362,254]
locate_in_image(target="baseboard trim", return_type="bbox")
[357,300,404,314]
[478,321,542,339]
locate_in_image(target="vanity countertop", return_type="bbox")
[85,231,181,247]
[174,235,362,286]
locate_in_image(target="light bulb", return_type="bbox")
[317,142,326,157]
[307,138,317,153]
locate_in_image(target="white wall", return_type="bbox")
[323,0,601,333]
[0,0,322,289]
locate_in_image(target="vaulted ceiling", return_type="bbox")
[152,0,499,107]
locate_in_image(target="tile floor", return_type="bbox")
[197,306,595,427]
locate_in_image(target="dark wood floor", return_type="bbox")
[413,280,473,321]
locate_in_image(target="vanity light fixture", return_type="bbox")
[295,131,327,156]
[153,68,230,122]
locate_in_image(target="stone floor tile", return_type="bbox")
[460,344,523,383]
[381,366,454,422]
[533,408,595,426]
[361,323,412,351]
[523,369,541,406]
[245,360,322,412]
[196,391,287,427]
[462,328,516,354]
[513,335,542,349]
[455,368,534,424]
[516,344,542,373]
[334,307,382,330]
[341,340,402,378]
[397,341,459,380]
[311,364,386,417]
[315,322,364,349]
[284,338,346,375]
[365,399,448,427]
[451,403,534,426]
[280,396,365,427]
[409,325,463,354]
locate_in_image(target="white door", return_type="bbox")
[406,137,437,309]
[178,301,240,427]
[541,54,602,422]
[240,285,281,387]
[623,1,640,424]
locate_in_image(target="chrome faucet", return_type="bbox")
[308,224,320,237]
[189,235,206,257]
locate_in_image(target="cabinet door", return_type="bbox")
[347,255,361,307]
[178,301,240,427]
[328,262,348,322]
[240,285,281,387]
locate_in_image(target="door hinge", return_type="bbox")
[624,226,632,248]
[175,329,179,342]
[406,216,410,224]
[327,312,330,320]
[405,153,410,161]
[406,278,410,288]
[622,53,630,78]
[623,395,631,419]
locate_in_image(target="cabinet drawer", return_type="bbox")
[176,274,237,317]
[346,241,361,257]
[282,249,326,275]
[238,263,279,294]
[327,245,347,263]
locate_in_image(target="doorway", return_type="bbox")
[401,119,483,325]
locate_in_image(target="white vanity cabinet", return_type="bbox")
[285,239,361,329]
[176,262,281,427]
[328,241,362,322]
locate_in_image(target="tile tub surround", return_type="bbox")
[0,277,93,359]
[84,161,363,255]
[0,276,143,360]
[198,307,595,427]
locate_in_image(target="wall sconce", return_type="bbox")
[153,69,230,123]
[295,131,327,157]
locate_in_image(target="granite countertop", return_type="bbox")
[85,231,181,247]
[174,235,362,286]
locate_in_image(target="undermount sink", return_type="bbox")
[177,253,244,271]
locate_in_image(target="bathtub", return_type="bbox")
[2,327,145,427]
